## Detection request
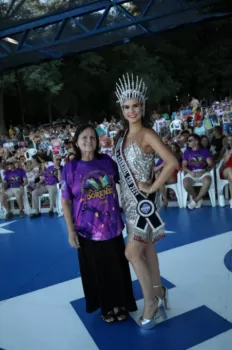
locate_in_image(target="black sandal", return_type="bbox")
[102,310,116,324]
[114,307,128,322]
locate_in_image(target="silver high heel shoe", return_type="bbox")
[138,296,167,330]
[154,285,170,310]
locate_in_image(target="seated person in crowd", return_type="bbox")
[100,136,113,157]
[210,126,225,162]
[51,134,62,155]
[182,134,214,209]
[194,121,206,137]
[152,112,167,135]
[220,135,232,208]
[61,140,75,163]
[175,130,190,151]
[190,96,200,112]
[200,135,210,150]
[194,107,202,124]
[25,158,42,191]
[182,121,193,134]
[224,114,232,135]
[0,157,28,219]
[30,155,63,218]
[207,108,218,123]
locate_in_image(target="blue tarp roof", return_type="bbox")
[0,0,231,72]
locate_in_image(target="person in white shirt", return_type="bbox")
[152,113,167,135]
[194,121,206,136]
[3,140,14,149]
[190,97,200,111]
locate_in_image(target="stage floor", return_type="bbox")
[0,207,232,350]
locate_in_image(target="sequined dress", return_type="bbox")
[119,141,165,244]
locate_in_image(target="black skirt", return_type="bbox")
[78,233,137,315]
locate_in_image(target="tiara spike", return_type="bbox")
[126,73,130,99]
[135,76,139,99]
[116,83,123,95]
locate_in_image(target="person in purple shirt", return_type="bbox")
[0,157,28,219]
[30,155,62,218]
[62,124,137,324]
[182,134,214,209]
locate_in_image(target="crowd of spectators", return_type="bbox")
[0,96,231,219]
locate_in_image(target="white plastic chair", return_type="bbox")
[109,131,117,139]
[181,168,216,208]
[164,171,183,208]
[25,148,37,161]
[38,185,61,215]
[216,160,229,207]
[24,183,62,215]
[56,182,63,216]
[212,117,220,127]
[169,120,182,136]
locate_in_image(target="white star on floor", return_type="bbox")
[165,230,176,234]
[0,221,16,234]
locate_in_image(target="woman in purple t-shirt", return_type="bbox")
[62,125,137,324]
[182,134,214,209]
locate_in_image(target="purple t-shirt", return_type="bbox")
[4,168,27,188]
[183,148,212,171]
[44,166,63,185]
[155,158,163,167]
[61,154,124,241]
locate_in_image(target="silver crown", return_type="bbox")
[115,73,148,110]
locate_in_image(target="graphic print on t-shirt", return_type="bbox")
[8,175,22,186]
[77,170,118,239]
[191,156,204,164]
[188,153,207,170]
[84,173,113,197]
[183,148,212,171]
[5,169,26,188]
[47,168,58,177]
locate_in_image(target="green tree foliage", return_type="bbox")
[19,61,63,122]
[0,72,16,133]
[1,1,232,125]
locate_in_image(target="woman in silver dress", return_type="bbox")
[115,74,178,329]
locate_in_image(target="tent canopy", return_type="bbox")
[0,0,231,72]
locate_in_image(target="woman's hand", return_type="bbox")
[68,231,80,248]
[138,182,152,194]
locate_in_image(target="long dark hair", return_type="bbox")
[72,124,101,161]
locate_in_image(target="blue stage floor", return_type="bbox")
[0,207,232,350]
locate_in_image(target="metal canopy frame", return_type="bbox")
[0,0,231,72]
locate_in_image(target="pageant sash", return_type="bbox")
[115,132,164,235]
